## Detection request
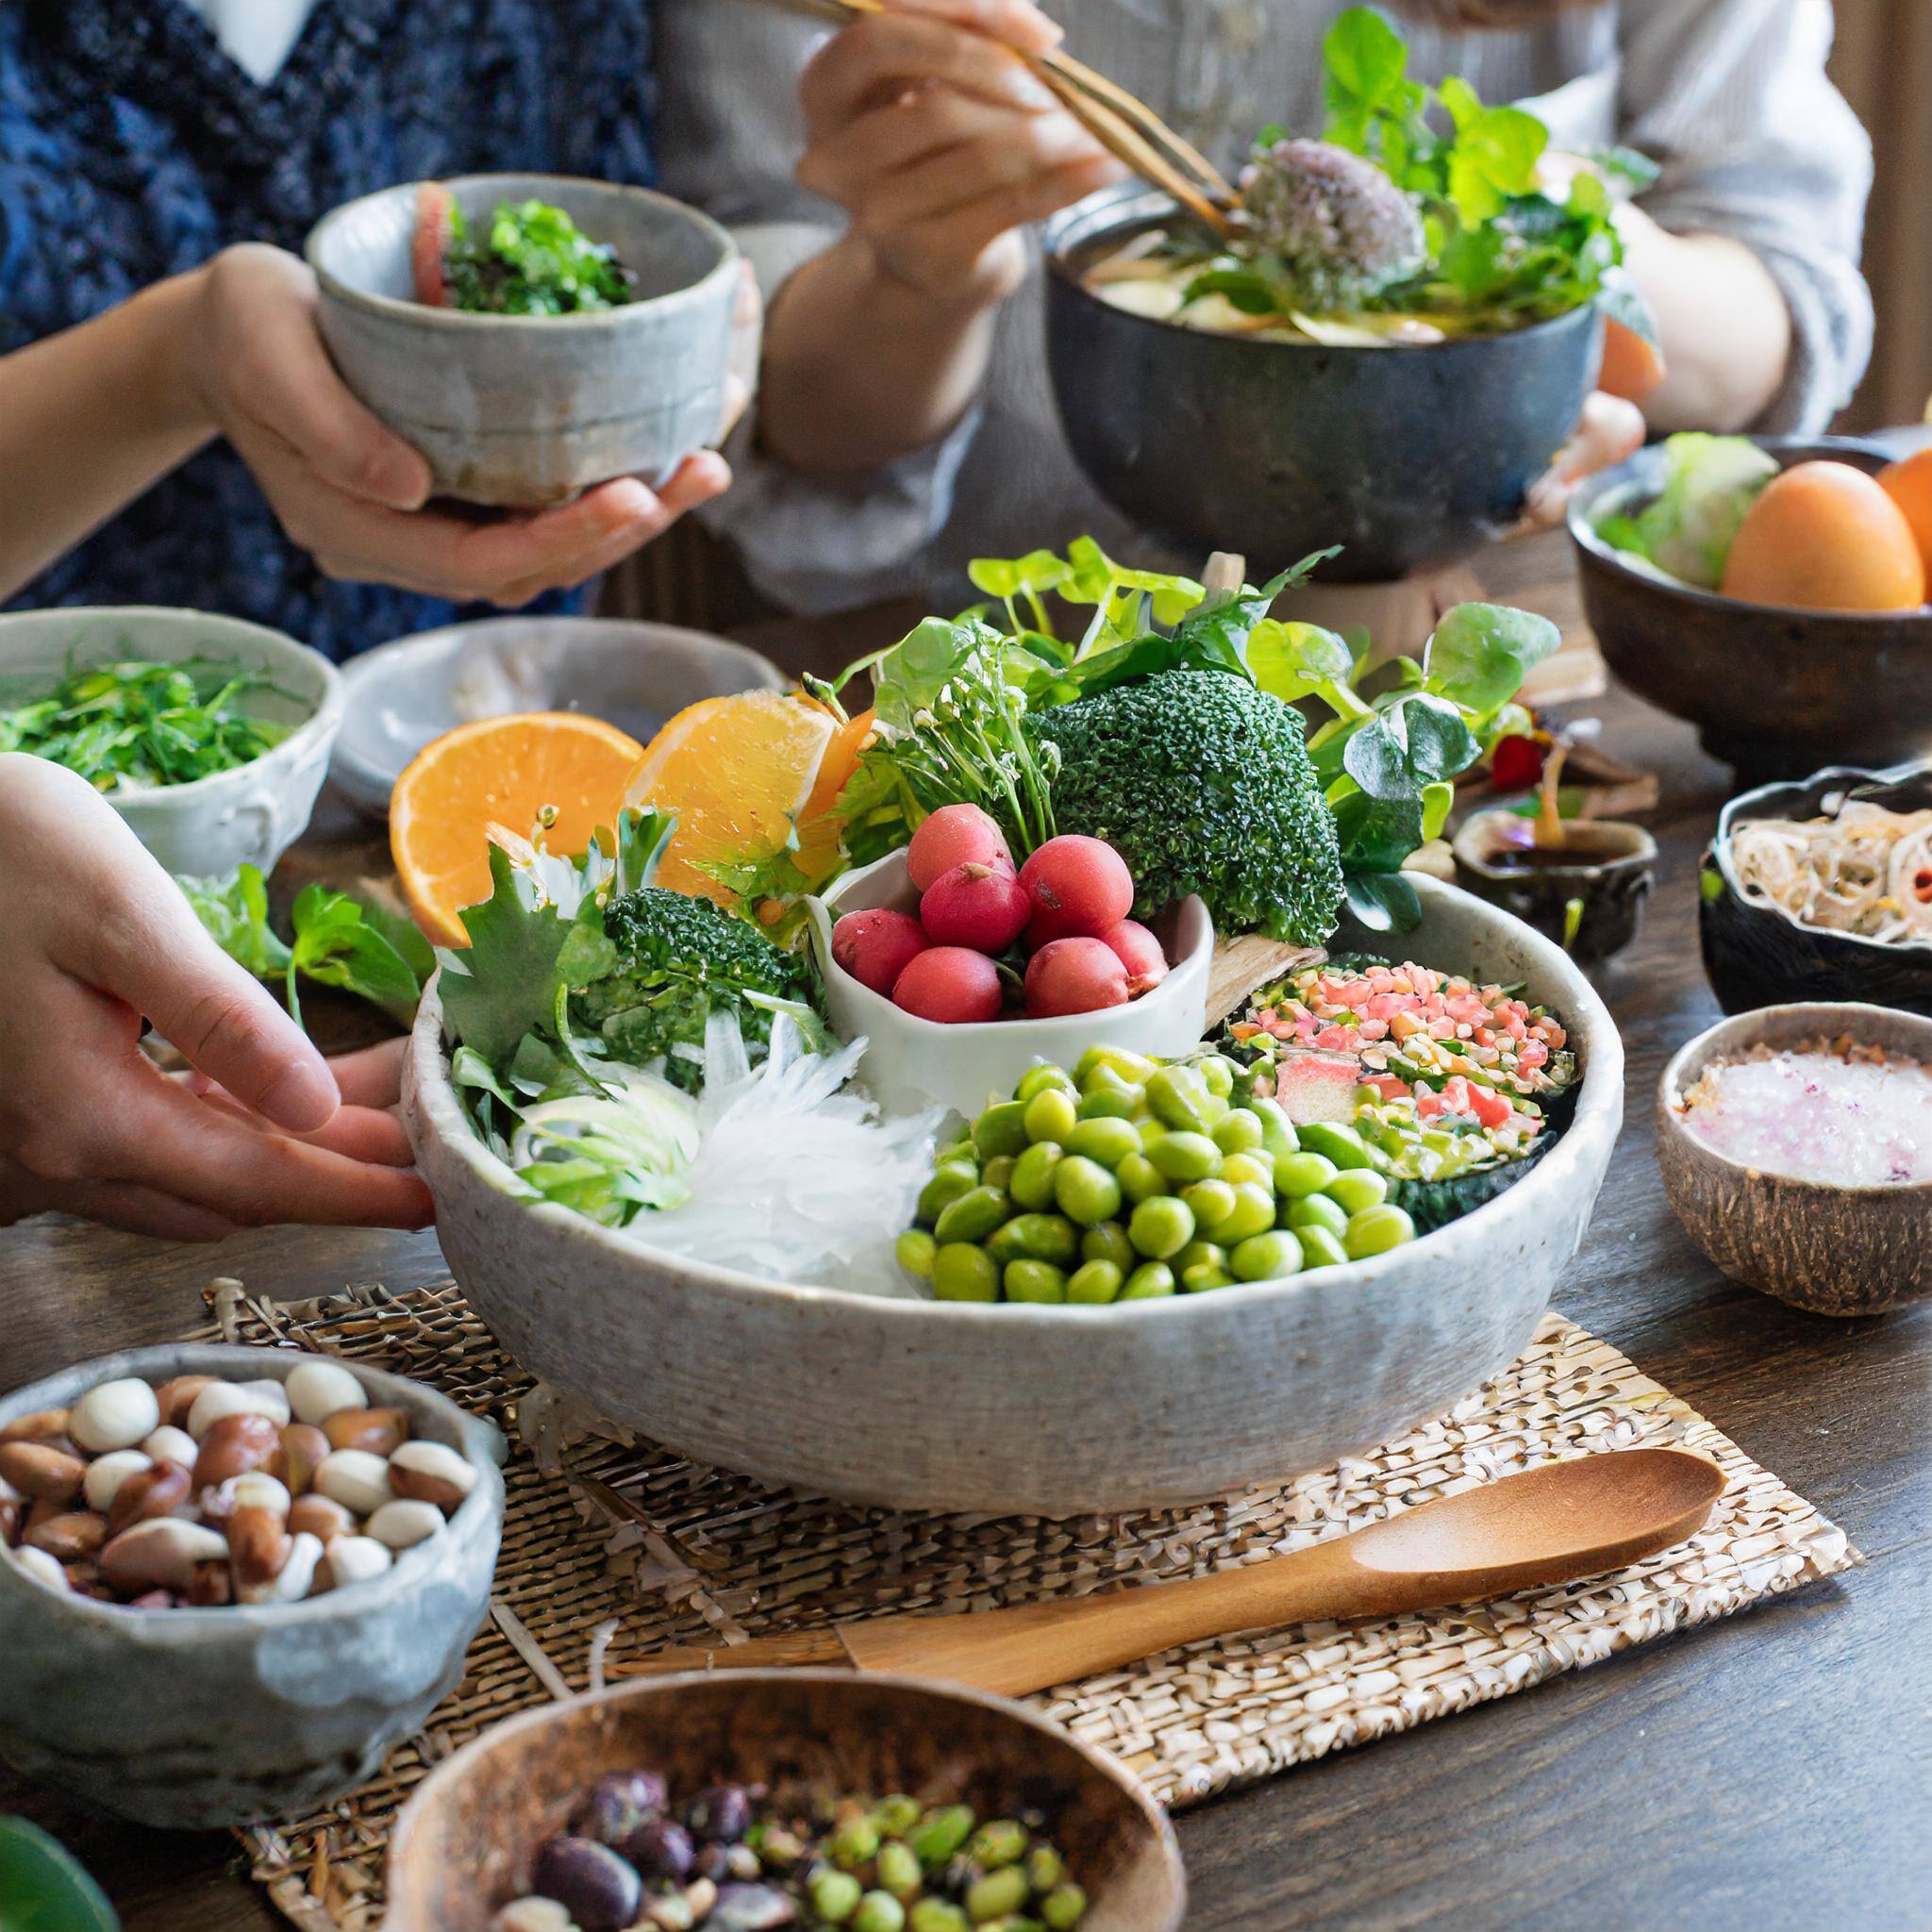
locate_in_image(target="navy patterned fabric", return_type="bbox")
[0,0,658,659]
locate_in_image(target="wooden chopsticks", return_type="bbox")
[768,0,1241,236]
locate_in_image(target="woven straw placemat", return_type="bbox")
[189,1277,1857,1931]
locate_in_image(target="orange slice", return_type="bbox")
[391,712,644,946]
[792,705,876,888]
[618,691,839,908]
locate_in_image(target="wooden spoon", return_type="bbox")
[609,1449,1725,1699]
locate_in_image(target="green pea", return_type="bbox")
[1014,1063,1077,1103]
[1217,1151,1274,1191]
[1115,1151,1166,1205]
[1195,1053,1237,1097]
[1148,1131,1222,1183]
[1005,1259,1066,1303]
[934,1243,1000,1301]
[1231,1230,1302,1281]
[916,1162,979,1224]
[1053,1155,1122,1227]
[1025,1845,1065,1892]
[909,1904,969,1932]
[1286,1192,1349,1237]
[1023,1087,1078,1146]
[1324,1168,1390,1216]
[969,1820,1028,1869]
[874,1796,923,1838]
[1274,1149,1340,1198]
[1247,1096,1299,1159]
[1074,1044,1158,1087]
[853,1893,907,1932]
[1344,1203,1417,1258]
[1120,1261,1176,1299]
[980,1155,1017,1194]
[911,1806,974,1869]
[811,1868,864,1923]
[1009,1141,1064,1211]
[1145,1063,1212,1131]
[1074,1084,1139,1121]
[1066,1115,1141,1169]
[1041,1883,1089,1930]
[1080,1220,1136,1270]
[833,1814,881,1868]
[876,1839,923,1900]
[1128,1194,1195,1259]
[1294,1225,1349,1271]
[1004,1212,1079,1265]
[934,1186,1011,1245]
[1174,1240,1227,1274]
[972,1101,1030,1161]
[895,1229,937,1281]
[1297,1120,1374,1170]
[1211,1109,1264,1155]
[1179,1178,1236,1231]
[1181,1261,1234,1292]
[1066,1258,1124,1305]
[1213,1181,1276,1245]
[964,1868,1030,1924]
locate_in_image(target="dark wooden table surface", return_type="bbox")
[3,539,1927,1931]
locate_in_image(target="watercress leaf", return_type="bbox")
[289,885,423,1024]
[1421,779,1457,841]
[967,550,1069,600]
[1424,602,1560,716]
[451,1044,518,1109]
[1448,105,1547,224]
[1343,868,1424,932]
[1182,266,1283,316]
[1341,693,1478,801]
[1247,620,1355,702]
[1323,6,1409,118]
[176,865,293,977]
[1332,790,1427,872]
[342,881,436,983]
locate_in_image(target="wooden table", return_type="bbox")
[3,546,1926,1931]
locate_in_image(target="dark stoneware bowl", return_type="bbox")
[1569,437,1932,783]
[384,1670,1186,1932]
[1043,183,1602,581]
[1453,811,1657,963]
[1700,760,1932,1017]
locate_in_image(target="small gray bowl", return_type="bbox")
[0,1343,505,1829]
[307,174,738,508]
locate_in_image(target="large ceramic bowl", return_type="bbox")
[0,1343,505,1828]
[404,874,1623,1516]
[384,1670,1185,1932]
[1043,184,1602,581]
[0,606,342,874]
[1700,760,1932,1018]
[1657,1003,1932,1315]
[1569,437,1932,781]
[308,175,738,508]
[331,615,785,817]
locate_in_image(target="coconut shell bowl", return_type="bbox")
[383,1671,1187,1932]
[1656,1002,1932,1316]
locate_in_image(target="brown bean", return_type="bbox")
[287,1493,356,1543]
[27,1511,108,1561]
[0,1499,20,1546]
[192,1412,281,1491]
[99,1519,227,1592]
[388,1441,477,1512]
[187,1560,232,1607]
[322,1407,408,1457]
[107,1460,192,1534]
[0,1407,70,1446]
[128,1589,176,1610]
[275,1423,329,1496]
[64,1560,113,1600]
[153,1375,215,1430]
[0,1441,88,1504]
[25,1496,63,1534]
[226,1504,291,1596]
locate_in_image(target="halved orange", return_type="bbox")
[391,711,644,946]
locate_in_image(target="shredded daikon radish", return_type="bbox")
[1731,799,1932,945]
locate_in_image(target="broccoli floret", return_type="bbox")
[572,886,820,1092]
[1027,672,1344,947]
[1239,138,1426,311]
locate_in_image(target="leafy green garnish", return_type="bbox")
[443,198,635,316]
[1590,432,1778,588]
[0,655,291,791]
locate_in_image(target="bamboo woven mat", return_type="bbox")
[186,1276,1858,1932]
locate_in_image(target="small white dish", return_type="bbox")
[808,849,1213,1119]
[331,615,785,817]
[0,606,342,876]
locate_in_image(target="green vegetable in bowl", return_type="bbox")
[0,656,290,790]
[443,197,636,316]
[1592,432,1779,588]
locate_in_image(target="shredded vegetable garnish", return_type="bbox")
[1731,800,1932,945]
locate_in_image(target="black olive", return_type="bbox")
[528,1837,642,1932]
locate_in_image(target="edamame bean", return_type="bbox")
[895,1230,937,1281]
[1023,1088,1078,1146]
[1075,1044,1157,1087]
[1180,1178,1236,1232]
[1248,1096,1299,1160]
[1214,1181,1276,1245]
[1074,1085,1139,1122]
[916,1163,978,1224]
[1081,1221,1136,1270]
[985,1220,1029,1265]
[1119,1261,1175,1299]
[1298,1121,1374,1170]
[1005,1259,1067,1304]
[972,1101,1029,1160]
[1115,1152,1166,1206]
[1212,1110,1264,1155]
[1324,1168,1390,1216]
[1344,1203,1417,1258]
[1148,1131,1222,1183]
[934,1186,1011,1245]
[1067,1259,1124,1305]
[980,1155,1017,1194]
[1015,1063,1077,1103]
[1128,1195,1195,1260]
[1009,1141,1064,1211]
[1217,1152,1274,1191]
[934,1244,999,1301]
[1004,1213,1079,1265]
[1195,1054,1237,1098]
[1231,1230,1302,1282]
[1174,1240,1228,1275]
[1294,1225,1349,1271]
[1145,1064,1213,1131]
[1136,1117,1169,1152]
[1274,1149,1340,1198]
[1286,1193,1350,1237]
[1180,1261,1234,1292]
[1066,1116,1141,1170]
[1053,1156,1122,1227]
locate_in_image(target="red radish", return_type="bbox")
[920,860,1029,953]
[908,804,1012,893]
[1024,937,1129,1018]
[831,908,930,996]
[893,946,1004,1024]
[1020,835,1135,945]
[411,182,456,307]
[1094,919,1168,996]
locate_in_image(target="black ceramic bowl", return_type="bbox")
[1568,437,1932,783]
[1043,184,1602,582]
[1701,760,1932,1018]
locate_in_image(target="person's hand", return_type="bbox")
[1513,391,1646,533]
[183,244,732,608]
[795,0,1122,308]
[0,756,434,1241]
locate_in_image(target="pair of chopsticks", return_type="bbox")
[770,0,1240,235]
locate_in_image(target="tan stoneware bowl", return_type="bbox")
[1657,1002,1932,1315]
[383,1669,1185,1932]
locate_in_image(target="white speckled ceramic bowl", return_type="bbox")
[404,875,1624,1517]
[330,615,785,818]
[307,174,738,507]
[808,850,1214,1118]
[0,606,343,876]
[0,1344,506,1829]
